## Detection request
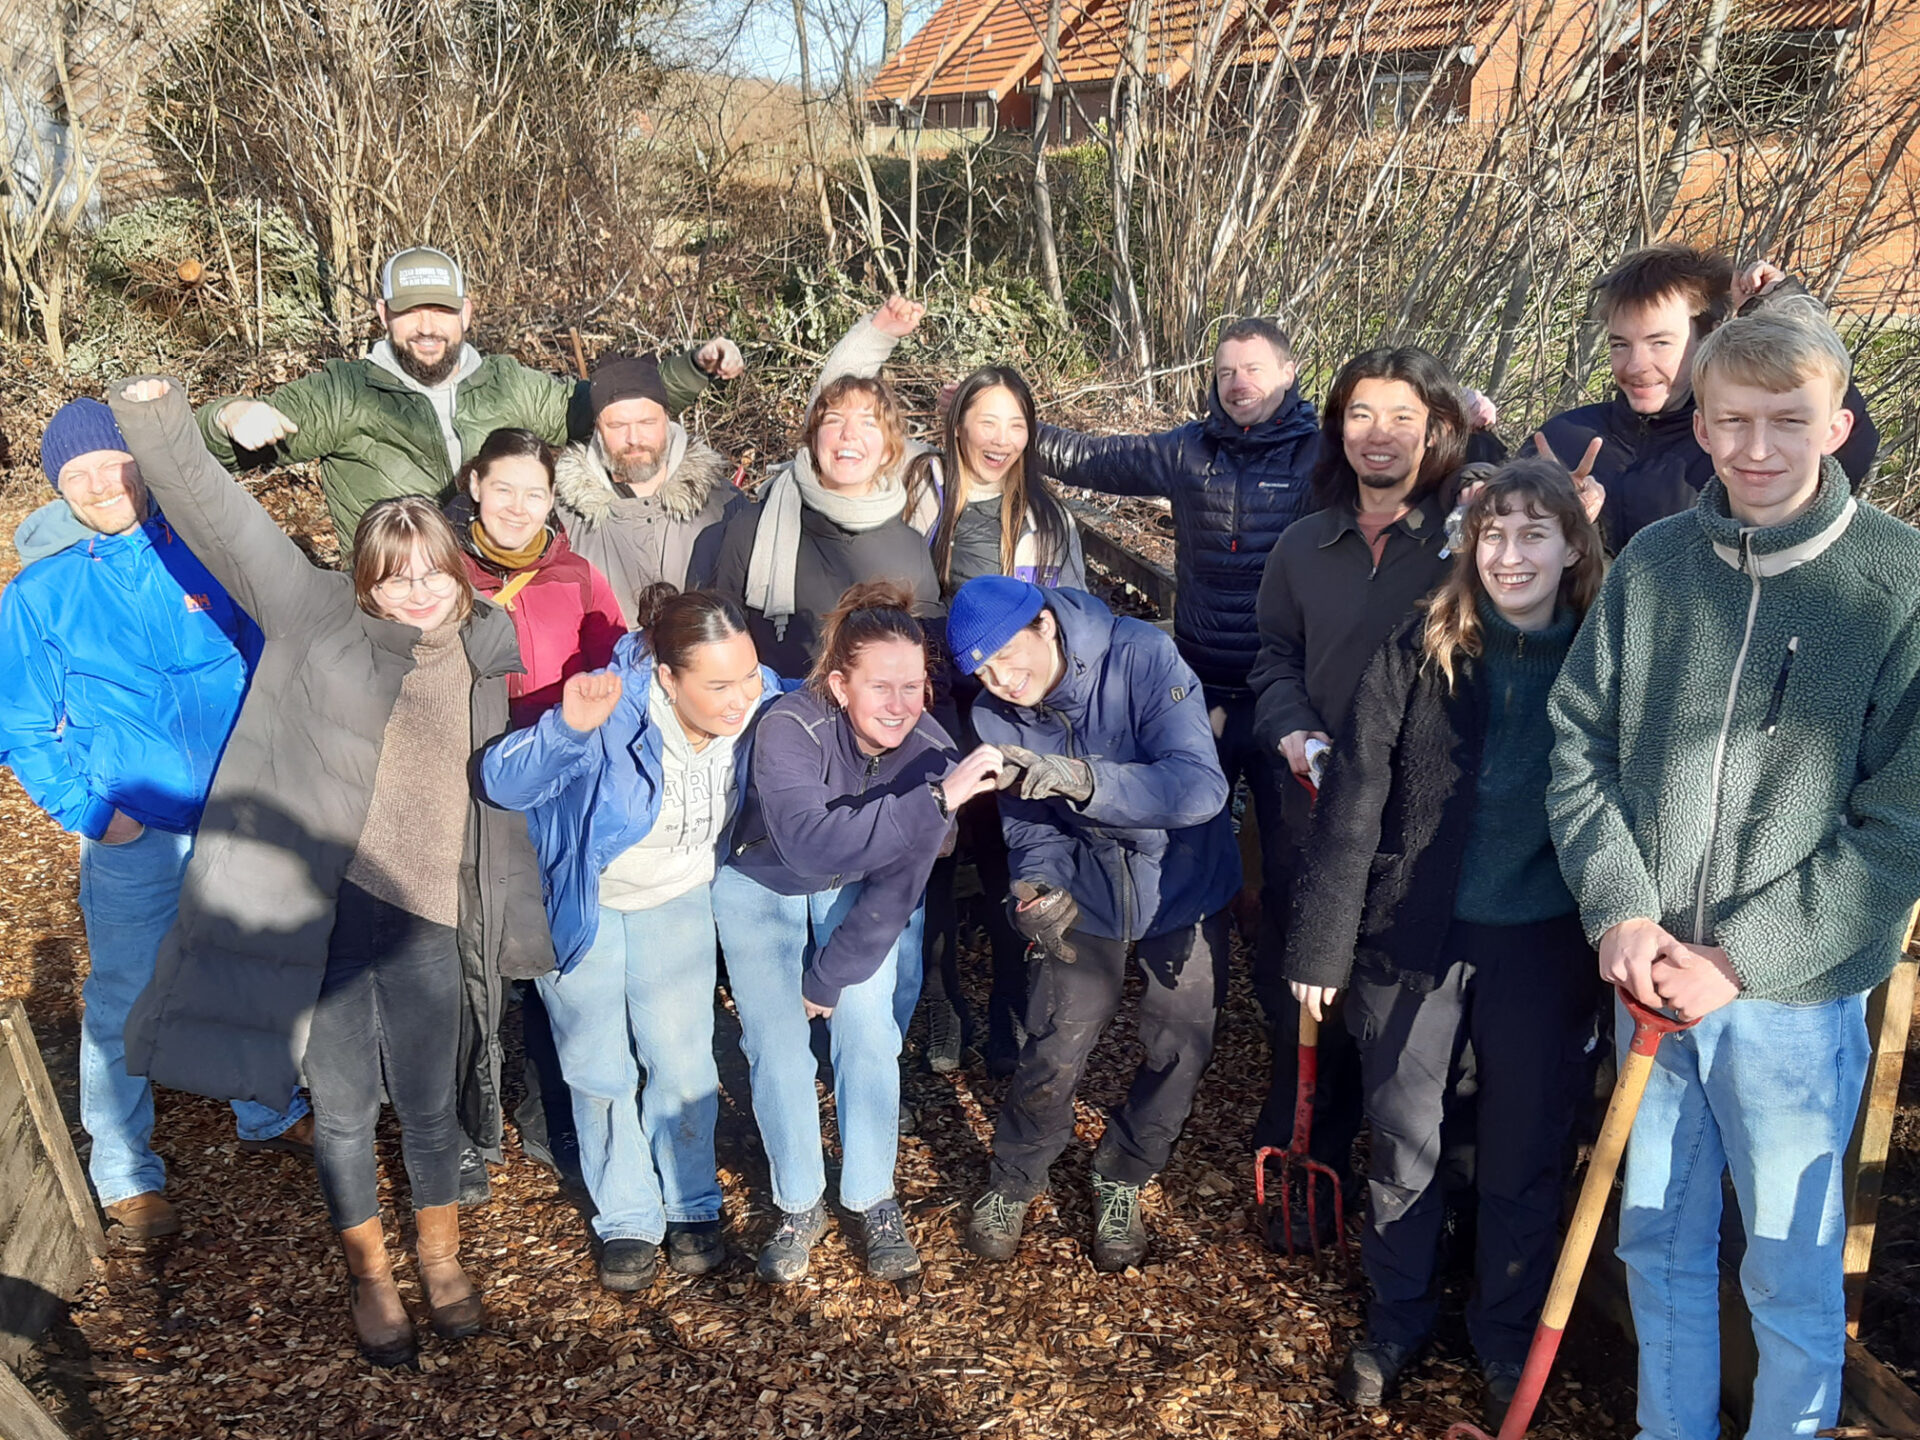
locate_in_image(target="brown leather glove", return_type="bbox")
[1010,880,1079,963]
[996,744,1094,804]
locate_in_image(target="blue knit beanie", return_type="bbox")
[948,575,1046,673]
[41,399,128,487]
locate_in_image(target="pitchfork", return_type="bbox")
[1445,988,1696,1440]
[1254,1006,1349,1264]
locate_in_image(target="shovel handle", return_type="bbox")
[1297,1006,1319,1048]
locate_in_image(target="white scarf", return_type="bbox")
[744,448,924,627]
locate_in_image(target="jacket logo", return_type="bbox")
[1171,685,1187,702]
[183,593,211,613]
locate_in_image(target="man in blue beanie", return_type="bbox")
[0,399,309,1241]
[948,574,1239,1272]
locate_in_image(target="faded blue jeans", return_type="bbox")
[714,865,923,1215]
[536,887,723,1244]
[1615,990,1870,1440]
[79,825,306,1207]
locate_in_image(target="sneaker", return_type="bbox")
[756,1202,829,1284]
[926,998,964,1073]
[1090,1173,1148,1272]
[597,1237,658,1293]
[1337,1339,1418,1408]
[104,1191,180,1241]
[457,1145,492,1208]
[664,1221,727,1276]
[964,1189,1030,1262]
[239,1113,314,1159]
[860,1200,923,1281]
[1482,1360,1525,1432]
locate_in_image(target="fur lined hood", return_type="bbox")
[554,425,732,527]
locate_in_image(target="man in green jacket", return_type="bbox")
[1547,300,1920,1440]
[197,246,743,551]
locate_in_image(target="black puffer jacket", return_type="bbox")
[1036,386,1321,691]
[1540,383,1878,554]
[111,380,553,1157]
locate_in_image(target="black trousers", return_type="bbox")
[990,911,1230,1199]
[307,881,464,1230]
[1213,686,1367,1172]
[920,793,1027,1036]
[509,980,579,1172]
[1346,913,1598,1364]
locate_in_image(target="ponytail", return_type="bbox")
[807,579,928,698]
[633,582,751,674]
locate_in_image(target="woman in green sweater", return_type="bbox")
[1280,457,1605,1429]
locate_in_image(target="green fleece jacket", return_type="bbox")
[1548,457,1920,1004]
[196,347,710,550]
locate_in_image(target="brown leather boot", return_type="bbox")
[339,1218,417,1367]
[104,1191,180,1241]
[414,1204,483,1340]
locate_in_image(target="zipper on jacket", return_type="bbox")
[1692,532,1763,944]
[1761,637,1800,736]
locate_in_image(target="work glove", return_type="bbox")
[995,744,1094,804]
[1010,880,1079,964]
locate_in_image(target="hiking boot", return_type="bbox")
[339,1217,416,1367]
[964,1189,1030,1262]
[104,1191,180,1242]
[597,1238,659,1293]
[756,1202,828,1285]
[457,1145,491,1208]
[239,1113,315,1159]
[664,1221,727,1276]
[414,1204,483,1340]
[1090,1173,1148,1272]
[1337,1339,1418,1408]
[860,1200,922,1281]
[926,997,964,1073]
[1483,1360,1525,1432]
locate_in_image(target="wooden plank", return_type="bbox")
[1069,504,1178,616]
[0,1003,103,1259]
[0,1361,70,1440]
[1846,955,1918,1335]
[1843,1337,1920,1439]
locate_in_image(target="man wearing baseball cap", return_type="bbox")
[0,401,309,1241]
[196,244,745,551]
[552,351,744,623]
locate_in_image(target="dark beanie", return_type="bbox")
[590,354,669,419]
[41,398,128,487]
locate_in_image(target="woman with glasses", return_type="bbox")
[106,377,553,1368]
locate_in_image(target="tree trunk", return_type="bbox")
[793,0,838,255]
[1030,0,1065,309]
[884,0,904,60]
[1108,0,1152,384]
[1638,0,1733,244]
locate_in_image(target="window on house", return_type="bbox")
[1367,71,1432,129]
[974,99,990,129]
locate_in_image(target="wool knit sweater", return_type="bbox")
[343,618,473,926]
[1548,458,1920,1004]
[1453,600,1577,925]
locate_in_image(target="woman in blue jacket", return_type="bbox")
[716,580,1005,1285]
[481,584,787,1293]
[948,577,1240,1273]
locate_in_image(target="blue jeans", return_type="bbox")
[79,825,306,1207]
[715,866,919,1214]
[536,887,721,1244]
[1616,991,1870,1440]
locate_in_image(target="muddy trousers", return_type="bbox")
[1347,914,1597,1366]
[989,912,1231,1200]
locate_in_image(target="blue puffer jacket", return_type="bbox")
[729,687,958,1007]
[971,588,1240,941]
[0,501,260,838]
[1036,386,1321,691]
[1541,382,1878,554]
[479,630,791,972]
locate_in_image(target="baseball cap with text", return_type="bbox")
[381,247,466,314]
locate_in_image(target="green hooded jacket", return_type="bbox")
[196,346,710,550]
[1548,457,1920,1005]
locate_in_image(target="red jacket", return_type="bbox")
[450,498,626,727]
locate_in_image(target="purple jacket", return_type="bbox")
[729,687,957,1006]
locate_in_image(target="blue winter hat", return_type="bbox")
[41,399,128,487]
[948,575,1046,673]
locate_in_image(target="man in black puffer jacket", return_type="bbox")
[1539,245,1878,554]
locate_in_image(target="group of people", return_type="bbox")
[2,238,1913,1440]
